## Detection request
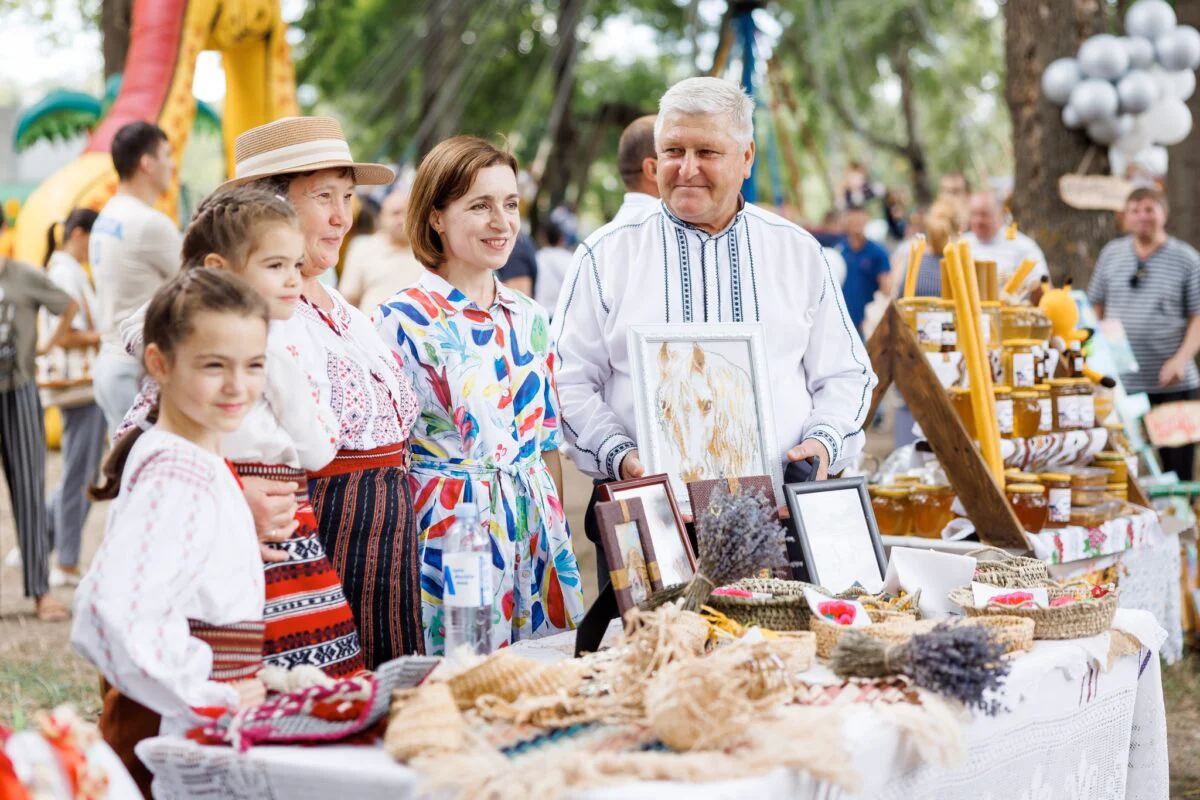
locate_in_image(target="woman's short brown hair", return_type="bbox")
[407,136,519,268]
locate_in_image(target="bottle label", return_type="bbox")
[917,311,951,346]
[1058,394,1080,429]
[1011,352,1035,387]
[996,398,1014,435]
[942,326,957,349]
[1038,397,1052,432]
[1048,488,1071,523]
[443,553,492,608]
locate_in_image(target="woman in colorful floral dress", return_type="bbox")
[375,136,584,654]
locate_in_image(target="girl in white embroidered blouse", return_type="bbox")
[72,269,270,793]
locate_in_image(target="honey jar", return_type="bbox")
[1092,452,1128,487]
[910,484,955,538]
[1002,338,1041,388]
[1107,482,1128,502]
[1061,466,1109,506]
[1074,378,1096,429]
[994,386,1014,437]
[1040,472,1072,528]
[1006,483,1048,532]
[1011,389,1042,439]
[1035,384,1053,434]
[949,386,976,438]
[1000,305,1032,341]
[1028,308,1053,343]
[869,485,913,536]
[1049,378,1080,431]
[899,297,952,352]
[1070,500,1120,528]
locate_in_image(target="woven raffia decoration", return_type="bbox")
[958,615,1035,654]
[385,682,465,761]
[811,615,935,659]
[706,577,814,630]
[968,546,1050,588]
[446,649,585,711]
[948,582,1119,640]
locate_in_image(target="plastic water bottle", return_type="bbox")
[442,504,493,657]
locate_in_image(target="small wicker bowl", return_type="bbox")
[969,546,1050,589]
[948,584,1119,640]
[957,614,1035,654]
[811,613,928,659]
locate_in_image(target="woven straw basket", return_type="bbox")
[385,682,464,761]
[958,615,1035,654]
[706,578,814,631]
[811,613,929,659]
[969,546,1050,589]
[948,584,1119,640]
[446,649,583,710]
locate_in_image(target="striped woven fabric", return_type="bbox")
[187,620,266,682]
[236,463,365,679]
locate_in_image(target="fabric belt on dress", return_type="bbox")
[409,454,541,480]
[308,443,410,479]
[187,619,265,683]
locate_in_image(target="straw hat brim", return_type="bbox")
[217,159,395,192]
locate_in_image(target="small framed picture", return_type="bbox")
[628,323,781,514]
[594,498,661,613]
[598,474,695,589]
[783,477,887,593]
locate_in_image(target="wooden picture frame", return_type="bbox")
[627,323,782,514]
[783,477,887,593]
[594,498,661,613]
[598,474,695,589]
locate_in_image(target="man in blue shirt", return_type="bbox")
[837,207,892,334]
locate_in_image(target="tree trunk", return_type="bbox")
[101,0,133,79]
[1006,0,1113,287]
[893,46,932,205]
[414,0,465,158]
[1168,0,1200,248]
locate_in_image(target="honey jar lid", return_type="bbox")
[869,485,911,498]
[1034,383,1051,392]
[1011,389,1038,398]
[1046,378,1074,387]
[1007,483,1045,493]
[981,300,1001,308]
[1040,472,1071,482]
[914,483,952,492]
[1093,451,1125,461]
[936,299,955,309]
[948,386,972,395]
[1005,471,1039,483]
[993,385,1012,395]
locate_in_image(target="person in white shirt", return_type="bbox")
[962,190,1049,296]
[611,114,660,223]
[339,184,425,314]
[40,208,105,585]
[533,219,573,314]
[552,77,876,578]
[89,121,182,432]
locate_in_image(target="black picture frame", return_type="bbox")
[782,476,887,593]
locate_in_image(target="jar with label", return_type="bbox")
[948,386,976,438]
[940,320,957,352]
[1092,451,1128,486]
[1000,305,1032,341]
[1073,378,1096,429]
[898,297,950,352]
[1061,466,1109,506]
[1070,500,1121,527]
[1048,378,1079,431]
[994,386,1014,437]
[1006,483,1048,532]
[1002,339,1040,388]
[910,484,955,538]
[1010,389,1041,438]
[1034,384,1053,434]
[1040,473,1072,528]
[869,485,913,536]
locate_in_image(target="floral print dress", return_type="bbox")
[375,271,584,654]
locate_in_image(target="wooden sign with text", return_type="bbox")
[1144,401,1200,448]
[1058,174,1135,212]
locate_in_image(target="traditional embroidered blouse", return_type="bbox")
[71,429,265,733]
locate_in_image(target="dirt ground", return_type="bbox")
[1,438,1198,794]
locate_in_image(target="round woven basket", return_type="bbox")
[446,650,583,710]
[958,615,1035,654]
[706,578,815,631]
[948,584,1119,640]
[969,546,1050,589]
[811,615,929,659]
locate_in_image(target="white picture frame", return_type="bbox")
[628,323,781,513]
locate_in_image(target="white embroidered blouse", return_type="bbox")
[71,429,265,733]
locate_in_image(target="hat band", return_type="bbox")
[235,138,355,179]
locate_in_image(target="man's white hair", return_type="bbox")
[655,77,755,149]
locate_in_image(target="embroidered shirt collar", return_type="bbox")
[660,194,747,239]
[419,269,521,316]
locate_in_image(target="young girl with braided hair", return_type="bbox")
[113,185,366,680]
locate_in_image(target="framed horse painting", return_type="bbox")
[628,323,780,514]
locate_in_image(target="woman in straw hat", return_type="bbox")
[376,136,584,654]
[224,116,424,664]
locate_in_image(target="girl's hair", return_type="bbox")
[90,268,269,500]
[180,185,299,270]
[44,208,99,267]
[925,199,962,255]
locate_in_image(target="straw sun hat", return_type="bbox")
[218,116,395,190]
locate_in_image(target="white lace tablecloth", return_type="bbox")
[137,611,1169,800]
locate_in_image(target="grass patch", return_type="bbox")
[0,654,101,730]
[1163,653,1200,797]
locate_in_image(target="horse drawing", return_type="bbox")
[654,342,760,484]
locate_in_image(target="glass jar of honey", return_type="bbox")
[948,386,976,438]
[1107,482,1128,503]
[1074,378,1096,429]
[1028,307,1053,343]
[910,484,955,538]
[994,386,1014,437]
[1000,305,1032,341]
[1061,466,1109,506]
[1049,378,1080,431]
[1040,473,1072,528]
[1070,500,1121,527]
[1002,339,1040,388]
[869,485,913,536]
[1092,451,1128,486]
[1011,389,1041,439]
[898,297,951,352]
[1006,483,1048,532]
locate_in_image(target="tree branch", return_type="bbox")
[825,92,912,157]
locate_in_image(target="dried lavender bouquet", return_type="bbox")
[680,483,792,612]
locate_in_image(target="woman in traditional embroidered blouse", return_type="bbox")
[239,116,425,663]
[376,136,584,654]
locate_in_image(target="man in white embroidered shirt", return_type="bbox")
[552,77,877,577]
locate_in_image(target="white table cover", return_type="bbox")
[138,610,1169,800]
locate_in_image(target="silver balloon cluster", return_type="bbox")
[1041,0,1198,178]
